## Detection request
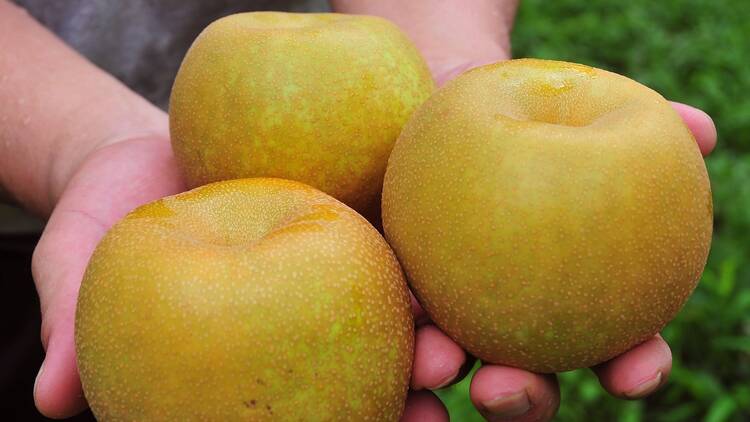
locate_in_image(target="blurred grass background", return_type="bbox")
[436,0,750,420]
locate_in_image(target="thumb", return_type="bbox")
[29,137,184,418]
[31,203,108,418]
[670,102,717,156]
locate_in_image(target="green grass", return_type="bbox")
[437,1,750,420]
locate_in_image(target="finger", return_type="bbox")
[433,57,505,87]
[455,353,479,386]
[409,292,429,326]
[470,365,559,422]
[31,206,105,418]
[31,138,183,418]
[411,325,466,390]
[401,390,449,422]
[670,102,717,156]
[593,334,672,399]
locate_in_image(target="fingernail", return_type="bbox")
[431,369,459,390]
[481,390,531,419]
[626,371,663,399]
[34,360,45,398]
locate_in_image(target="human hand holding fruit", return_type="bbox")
[20,5,719,422]
[30,98,717,422]
[391,60,717,422]
[28,11,435,419]
[332,2,716,421]
[31,133,185,417]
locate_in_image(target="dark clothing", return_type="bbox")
[12,0,329,109]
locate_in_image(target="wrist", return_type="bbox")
[46,98,168,211]
[330,0,517,84]
[0,2,168,216]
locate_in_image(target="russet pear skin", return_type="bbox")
[76,178,414,421]
[169,12,434,213]
[382,59,712,373]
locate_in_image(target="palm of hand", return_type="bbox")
[32,136,184,417]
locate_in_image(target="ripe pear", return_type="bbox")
[76,178,414,421]
[382,59,712,373]
[169,12,434,214]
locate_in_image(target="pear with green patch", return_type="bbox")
[169,12,434,215]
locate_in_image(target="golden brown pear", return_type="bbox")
[169,12,434,213]
[76,178,413,421]
[382,59,712,373]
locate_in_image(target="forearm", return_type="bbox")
[0,1,167,216]
[330,0,518,70]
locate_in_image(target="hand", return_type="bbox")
[31,136,184,418]
[400,57,718,421]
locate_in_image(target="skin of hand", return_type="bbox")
[30,135,184,418]
[1,0,717,420]
[0,1,179,418]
